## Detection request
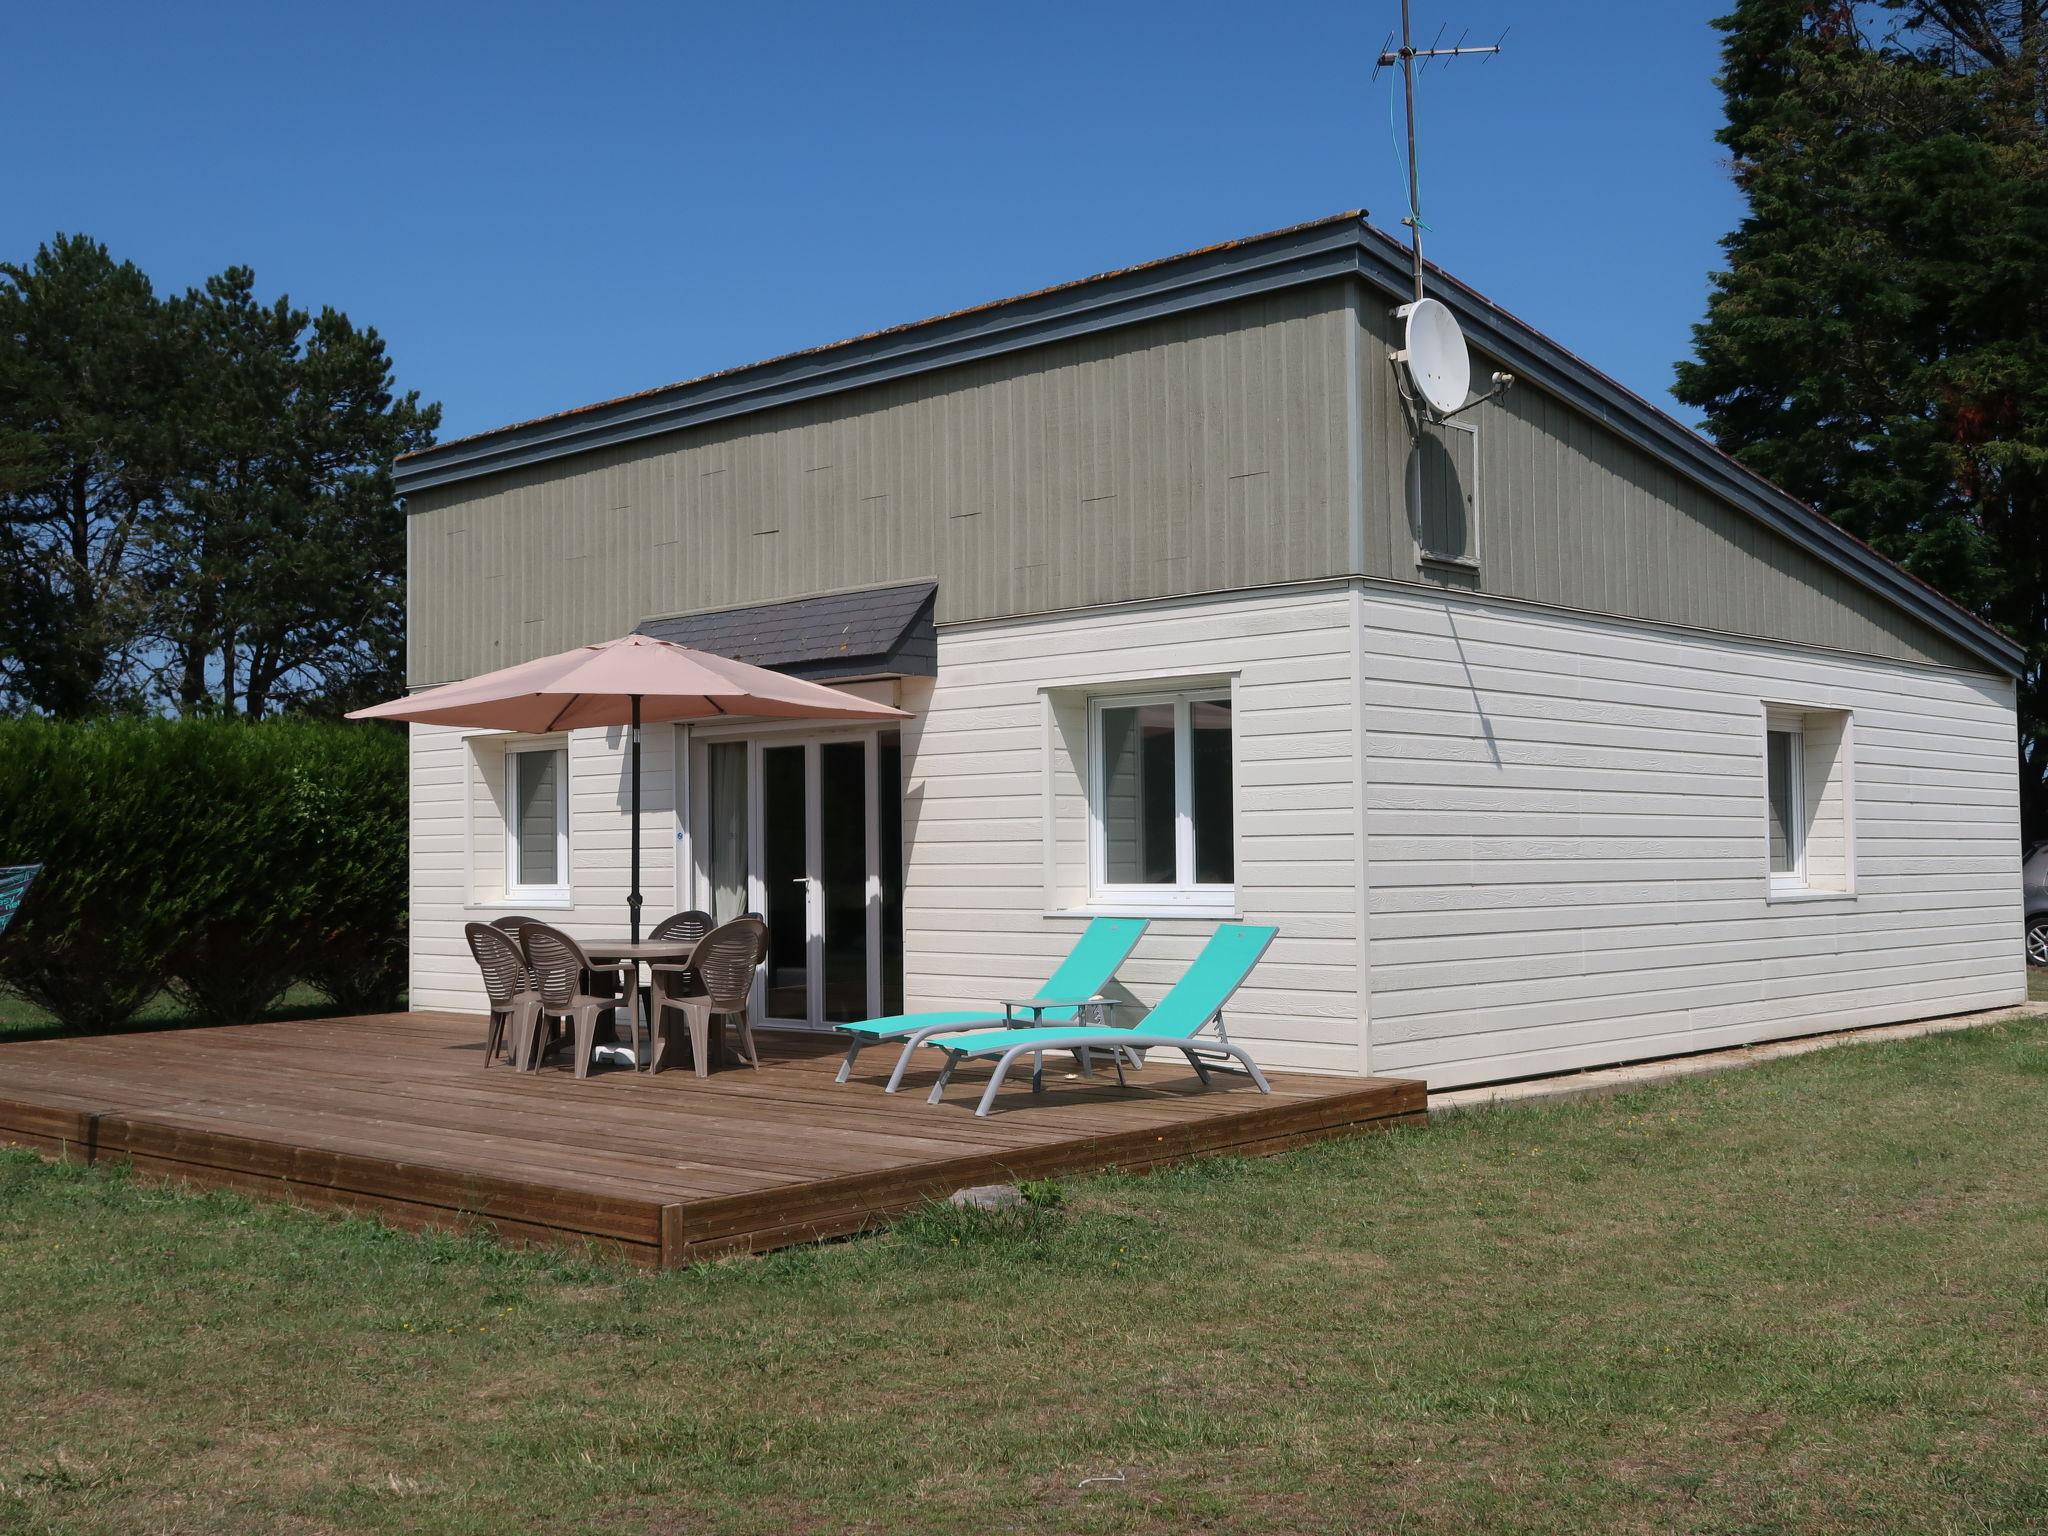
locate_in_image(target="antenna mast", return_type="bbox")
[1376,3,1506,303]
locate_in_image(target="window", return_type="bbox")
[1090,689,1235,905]
[506,745,569,899]
[1763,706,1854,898]
[1766,727,1803,882]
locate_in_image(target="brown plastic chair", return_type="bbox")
[640,909,714,1022]
[649,910,714,945]
[488,914,543,985]
[464,922,538,1069]
[647,916,766,1076]
[519,923,635,1078]
[498,911,633,1033]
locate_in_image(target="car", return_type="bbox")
[2028,842,2048,968]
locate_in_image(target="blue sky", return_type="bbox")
[6,2,1741,442]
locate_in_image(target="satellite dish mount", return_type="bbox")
[1375,1,1515,424]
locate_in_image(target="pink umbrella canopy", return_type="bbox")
[346,632,908,731]
[349,633,908,952]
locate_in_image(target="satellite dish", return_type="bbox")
[1398,297,1471,416]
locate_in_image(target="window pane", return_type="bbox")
[761,745,807,1019]
[1766,730,1797,874]
[1101,703,1176,885]
[514,750,558,887]
[878,731,904,1016]
[819,740,869,1024]
[1190,698,1234,884]
[705,741,749,923]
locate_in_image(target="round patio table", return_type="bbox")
[581,939,702,1071]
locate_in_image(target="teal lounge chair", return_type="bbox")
[904,922,1279,1117]
[832,916,1147,1085]
[0,865,39,937]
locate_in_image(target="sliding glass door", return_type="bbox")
[684,728,901,1030]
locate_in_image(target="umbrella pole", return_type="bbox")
[629,693,642,946]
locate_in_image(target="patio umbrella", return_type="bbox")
[348,633,909,942]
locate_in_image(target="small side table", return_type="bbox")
[995,996,1132,1088]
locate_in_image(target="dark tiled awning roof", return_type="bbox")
[637,581,936,680]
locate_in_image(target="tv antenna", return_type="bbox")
[1371,3,1514,422]
[1371,2,1507,304]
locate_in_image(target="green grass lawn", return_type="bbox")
[0,984,352,1045]
[4,1017,2047,1536]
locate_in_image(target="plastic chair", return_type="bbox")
[519,923,635,1078]
[463,922,538,1068]
[647,916,766,1076]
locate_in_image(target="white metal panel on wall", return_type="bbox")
[1358,588,2023,1088]
[901,586,1366,1076]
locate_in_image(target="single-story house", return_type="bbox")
[394,211,2027,1088]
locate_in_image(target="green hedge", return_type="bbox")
[0,717,406,1030]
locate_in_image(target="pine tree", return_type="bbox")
[0,236,181,715]
[152,270,439,716]
[0,238,438,720]
[1676,0,2048,838]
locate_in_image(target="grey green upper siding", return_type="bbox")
[399,214,2020,687]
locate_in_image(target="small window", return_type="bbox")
[1763,706,1854,898]
[1090,689,1235,905]
[507,745,569,899]
[1766,727,1803,881]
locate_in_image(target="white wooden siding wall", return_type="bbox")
[1359,588,2023,1088]
[408,721,677,1013]
[899,588,1365,1076]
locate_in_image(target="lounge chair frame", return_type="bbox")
[832,916,1146,1084]
[910,925,1279,1116]
[880,997,1132,1094]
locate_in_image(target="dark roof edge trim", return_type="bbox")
[1343,228,2023,677]
[394,217,1366,495]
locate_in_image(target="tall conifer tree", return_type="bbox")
[1677,0,2048,837]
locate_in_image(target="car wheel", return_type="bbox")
[2030,917,2048,969]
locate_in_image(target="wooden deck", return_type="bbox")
[0,1012,1425,1266]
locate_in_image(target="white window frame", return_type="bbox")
[1087,687,1236,911]
[505,743,571,903]
[1766,724,1806,893]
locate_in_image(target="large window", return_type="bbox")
[506,745,569,900]
[1090,689,1235,905]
